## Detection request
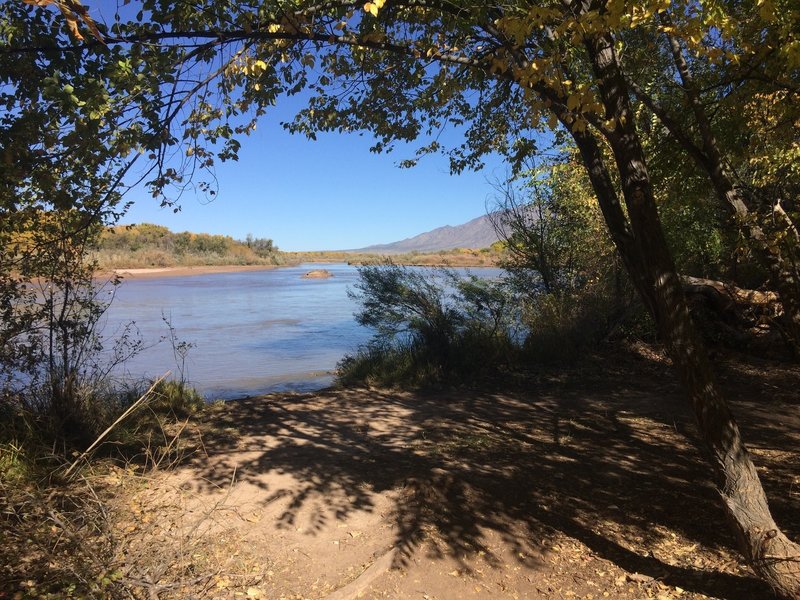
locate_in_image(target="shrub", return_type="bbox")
[339,263,521,386]
[521,290,607,362]
[490,159,650,362]
[147,379,205,417]
[95,224,282,268]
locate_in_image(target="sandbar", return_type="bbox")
[107,264,284,279]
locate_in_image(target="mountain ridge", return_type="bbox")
[350,213,502,254]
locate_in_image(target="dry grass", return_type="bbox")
[0,391,270,599]
[285,248,502,267]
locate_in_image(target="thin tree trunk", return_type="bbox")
[578,30,800,598]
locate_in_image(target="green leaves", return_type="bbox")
[5,0,797,274]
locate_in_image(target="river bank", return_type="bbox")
[158,347,800,599]
[108,263,283,279]
[101,249,502,280]
[4,343,796,598]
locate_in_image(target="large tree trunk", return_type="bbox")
[575,30,800,598]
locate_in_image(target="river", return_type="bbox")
[101,263,503,399]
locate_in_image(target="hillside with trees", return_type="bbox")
[95,223,283,268]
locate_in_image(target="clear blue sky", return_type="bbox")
[81,0,517,252]
[121,94,510,252]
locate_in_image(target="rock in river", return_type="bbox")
[302,269,332,279]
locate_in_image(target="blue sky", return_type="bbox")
[121,94,510,252]
[80,0,516,252]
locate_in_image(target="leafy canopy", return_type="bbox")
[3,0,796,219]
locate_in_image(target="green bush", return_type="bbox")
[493,161,649,362]
[521,289,614,362]
[147,379,205,416]
[338,263,521,387]
[337,341,438,388]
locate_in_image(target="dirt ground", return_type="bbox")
[3,344,798,599]
[93,343,797,600]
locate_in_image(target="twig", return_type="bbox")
[64,373,170,478]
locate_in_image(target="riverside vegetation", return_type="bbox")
[93,222,504,270]
[94,223,283,268]
[2,0,799,597]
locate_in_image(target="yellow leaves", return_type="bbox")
[526,5,560,26]
[23,0,104,43]
[224,51,271,81]
[571,117,588,133]
[513,58,554,90]
[495,16,533,46]
[229,56,268,78]
[562,81,602,116]
[566,93,582,112]
[613,0,671,29]
[702,46,725,63]
[587,101,605,115]
[267,23,281,34]
[603,0,627,30]
[784,39,800,69]
[363,0,385,17]
[742,90,800,188]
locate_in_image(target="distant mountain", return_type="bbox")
[353,213,503,254]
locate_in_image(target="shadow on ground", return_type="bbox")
[184,349,799,599]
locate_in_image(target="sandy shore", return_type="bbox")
[2,346,797,597]
[109,349,798,599]
[106,264,284,279]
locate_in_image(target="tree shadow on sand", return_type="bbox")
[181,352,799,599]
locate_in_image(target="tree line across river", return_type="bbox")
[94,223,282,268]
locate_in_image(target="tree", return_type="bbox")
[0,1,165,432]
[4,0,798,594]
[621,3,800,353]
[0,205,134,440]
[494,154,615,296]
